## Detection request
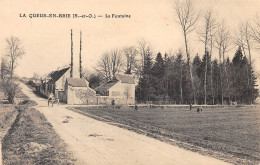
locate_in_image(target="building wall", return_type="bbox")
[56,70,70,91]
[66,85,96,104]
[108,82,135,105]
[43,70,70,98]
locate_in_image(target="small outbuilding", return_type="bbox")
[65,78,96,104]
[95,74,135,105]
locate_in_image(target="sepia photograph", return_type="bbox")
[0,0,260,164]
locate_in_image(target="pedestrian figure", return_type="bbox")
[190,103,192,111]
[200,107,203,112]
[197,107,200,113]
[134,104,138,111]
[48,93,54,106]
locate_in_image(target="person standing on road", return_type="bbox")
[48,93,54,106]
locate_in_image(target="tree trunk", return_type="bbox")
[180,67,183,104]
[246,37,253,104]
[218,48,224,105]
[184,33,196,104]
[11,61,14,78]
[204,34,208,105]
[210,36,214,105]
[79,31,82,78]
[70,29,73,78]
[222,49,230,104]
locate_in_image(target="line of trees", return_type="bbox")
[90,37,258,105]
[89,0,260,105]
[160,0,259,104]
[136,47,258,104]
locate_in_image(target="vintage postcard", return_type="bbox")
[0,0,259,164]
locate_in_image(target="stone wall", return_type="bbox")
[67,86,96,104]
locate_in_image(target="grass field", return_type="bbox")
[74,105,260,165]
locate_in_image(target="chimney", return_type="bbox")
[70,29,73,77]
[79,31,82,78]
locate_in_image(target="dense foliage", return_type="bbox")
[136,47,259,104]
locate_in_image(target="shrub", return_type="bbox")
[1,80,18,104]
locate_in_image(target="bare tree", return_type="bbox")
[5,36,25,78]
[79,31,83,78]
[81,67,91,80]
[250,15,260,47]
[137,39,153,68]
[111,49,123,77]
[215,20,225,104]
[175,0,199,103]
[222,31,232,104]
[96,49,123,81]
[197,10,218,104]
[235,21,254,103]
[215,20,232,104]
[137,39,154,102]
[235,22,253,62]
[122,46,138,74]
[32,72,40,80]
[235,23,250,71]
[235,24,247,56]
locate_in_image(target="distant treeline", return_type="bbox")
[136,47,258,105]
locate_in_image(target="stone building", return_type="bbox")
[65,78,96,104]
[95,74,135,105]
[41,67,70,98]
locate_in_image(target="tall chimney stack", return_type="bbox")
[70,29,73,77]
[79,31,82,78]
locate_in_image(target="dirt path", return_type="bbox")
[19,83,230,165]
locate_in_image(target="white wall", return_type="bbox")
[56,70,70,90]
[109,82,135,105]
[67,86,96,104]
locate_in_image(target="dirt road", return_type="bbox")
[19,83,230,165]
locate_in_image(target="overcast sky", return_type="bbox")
[0,0,260,81]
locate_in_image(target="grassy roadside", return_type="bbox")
[1,85,76,164]
[0,86,21,140]
[0,83,35,140]
[2,105,76,164]
[0,105,17,140]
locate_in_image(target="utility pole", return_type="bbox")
[79,31,82,78]
[70,29,73,77]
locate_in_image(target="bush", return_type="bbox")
[1,80,18,104]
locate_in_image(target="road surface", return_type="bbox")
[19,83,230,165]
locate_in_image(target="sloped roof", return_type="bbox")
[48,67,70,83]
[66,78,88,87]
[115,74,135,84]
[94,74,135,93]
[95,80,118,92]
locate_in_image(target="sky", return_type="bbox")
[0,0,260,82]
